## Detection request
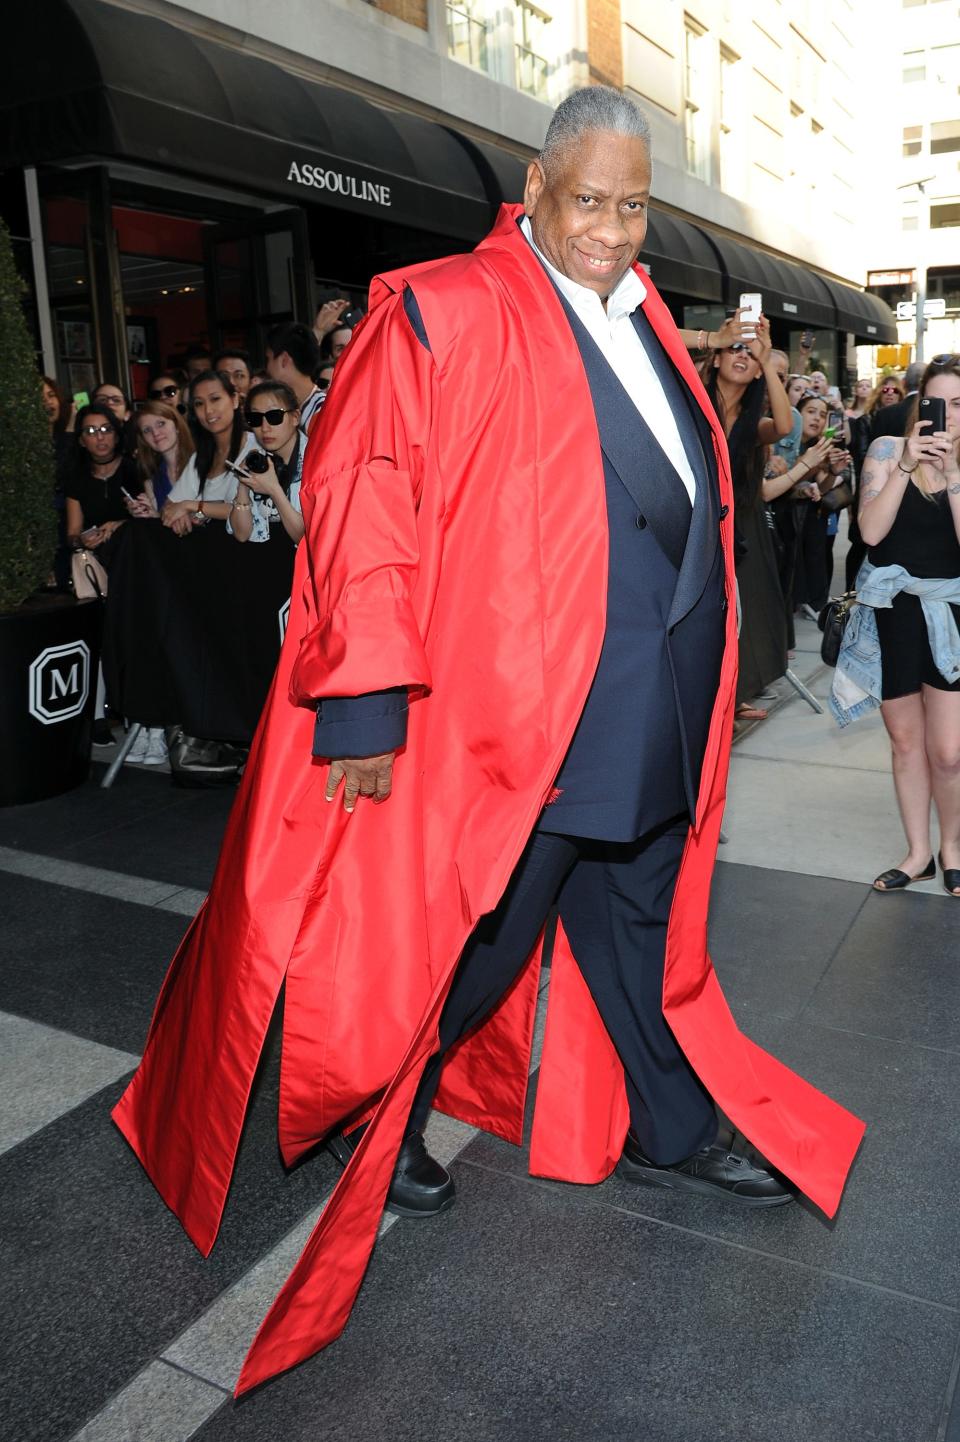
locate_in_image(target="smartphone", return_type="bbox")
[800,329,814,349]
[73,390,90,409]
[222,457,250,479]
[120,486,135,503]
[919,396,946,434]
[739,292,762,335]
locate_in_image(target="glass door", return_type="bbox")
[203,209,313,361]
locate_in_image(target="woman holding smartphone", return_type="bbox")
[163,370,255,536]
[857,356,960,895]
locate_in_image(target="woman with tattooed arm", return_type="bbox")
[857,356,960,895]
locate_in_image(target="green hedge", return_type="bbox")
[0,218,57,612]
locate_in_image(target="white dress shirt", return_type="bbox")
[521,215,697,505]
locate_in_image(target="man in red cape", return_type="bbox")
[113,88,864,1395]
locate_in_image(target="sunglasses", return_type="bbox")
[729,342,750,353]
[881,385,900,394]
[246,407,294,427]
[81,423,114,436]
[931,353,959,366]
[149,385,179,400]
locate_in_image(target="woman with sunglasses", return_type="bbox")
[228,381,305,546]
[147,371,187,415]
[700,319,794,719]
[64,406,143,555]
[857,355,960,896]
[163,370,256,536]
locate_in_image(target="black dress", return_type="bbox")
[868,481,960,699]
[734,488,788,705]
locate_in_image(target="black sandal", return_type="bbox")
[938,852,960,898]
[872,857,935,891]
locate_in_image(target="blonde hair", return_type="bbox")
[864,377,903,417]
[135,401,194,482]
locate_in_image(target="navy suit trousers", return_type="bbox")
[409,820,717,1164]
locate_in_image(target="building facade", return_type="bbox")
[865,0,960,363]
[2,0,895,400]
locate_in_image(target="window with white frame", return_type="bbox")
[514,1,551,101]
[718,45,740,193]
[683,19,711,183]
[447,0,489,74]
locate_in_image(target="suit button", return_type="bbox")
[718,504,729,520]
[635,513,647,529]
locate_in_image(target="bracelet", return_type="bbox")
[697,328,706,351]
[231,500,252,510]
[897,458,919,476]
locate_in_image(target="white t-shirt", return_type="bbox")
[168,431,256,504]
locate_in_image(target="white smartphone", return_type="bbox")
[739,292,762,336]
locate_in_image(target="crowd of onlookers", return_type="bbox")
[39,286,919,766]
[40,299,359,772]
[683,310,917,722]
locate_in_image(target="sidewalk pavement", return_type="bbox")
[2,615,959,1442]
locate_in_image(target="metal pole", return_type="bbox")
[23,166,57,378]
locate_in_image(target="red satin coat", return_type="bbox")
[113,205,865,1396]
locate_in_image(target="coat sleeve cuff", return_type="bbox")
[313,688,409,759]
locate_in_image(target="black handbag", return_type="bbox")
[818,591,856,666]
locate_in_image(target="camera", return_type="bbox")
[243,451,271,474]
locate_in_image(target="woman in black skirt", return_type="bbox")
[858,356,960,895]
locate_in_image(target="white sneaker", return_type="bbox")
[142,728,168,765]
[124,726,150,764]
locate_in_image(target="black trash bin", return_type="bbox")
[0,596,103,806]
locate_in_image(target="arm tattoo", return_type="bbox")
[861,487,881,501]
[866,437,897,462]
[949,482,960,495]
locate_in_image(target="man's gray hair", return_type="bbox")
[904,360,925,392]
[540,86,651,175]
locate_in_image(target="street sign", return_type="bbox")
[896,298,947,319]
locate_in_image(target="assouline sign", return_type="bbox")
[286,161,392,208]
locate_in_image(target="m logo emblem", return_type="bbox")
[28,641,91,725]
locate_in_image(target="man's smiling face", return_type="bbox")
[524,130,651,302]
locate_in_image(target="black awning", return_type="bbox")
[821,279,899,344]
[699,231,836,329]
[3,0,520,242]
[643,210,722,303]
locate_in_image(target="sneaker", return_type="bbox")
[142,728,168,766]
[124,726,150,764]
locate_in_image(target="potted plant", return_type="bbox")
[0,217,102,805]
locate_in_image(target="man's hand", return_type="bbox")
[325,752,396,812]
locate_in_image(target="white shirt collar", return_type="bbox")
[520,213,647,322]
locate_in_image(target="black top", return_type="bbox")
[64,454,142,527]
[868,480,960,579]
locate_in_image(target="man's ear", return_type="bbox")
[523,159,545,215]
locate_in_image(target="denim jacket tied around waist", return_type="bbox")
[829,561,960,728]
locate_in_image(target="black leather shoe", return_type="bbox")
[327,1126,456,1218]
[616,1125,793,1207]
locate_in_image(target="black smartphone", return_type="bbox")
[919,396,946,434]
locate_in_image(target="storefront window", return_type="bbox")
[44,195,98,401]
[112,206,207,399]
